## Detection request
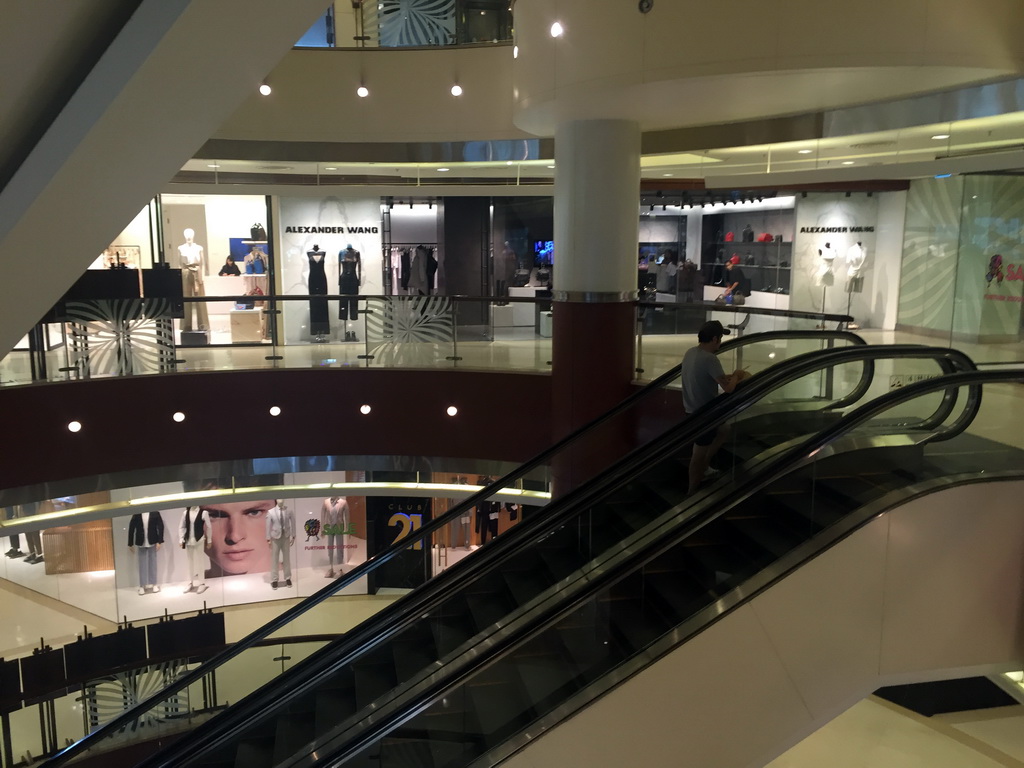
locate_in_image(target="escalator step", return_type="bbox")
[727,517,804,560]
[643,572,711,621]
[465,670,530,743]
[314,688,357,735]
[354,661,399,710]
[430,615,477,658]
[233,738,275,768]
[681,543,759,592]
[271,713,316,766]
[502,568,555,606]
[609,602,674,653]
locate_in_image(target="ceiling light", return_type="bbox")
[67,421,82,433]
[935,173,952,179]
[932,134,950,140]
[842,161,855,165]
[269,406,282,416]
[662,173,673,177]
[547,164,555,169]
[797,149,813,155]
[513,45,519,58]
[360,404,372,415]
[506,160,514,166]
[207,163,221,168]
[324,166,338,171]
[356,85,369,98]
[550,21,564,37]
[450,84,463,97]
[446,406,459,416]
[437,167,450,172]
[258,83,272,96]
[172,412,186,423]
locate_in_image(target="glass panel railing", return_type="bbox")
[56,343,985,768]
[331,372,1023,768]
[38,334,885,767]
[637,302,853,380]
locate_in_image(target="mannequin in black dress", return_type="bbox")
[307,246,329,340]
[338,245,361,341]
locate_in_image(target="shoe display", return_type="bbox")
[272,581,279,589]
[285,579,292,587]
[25,554,41,564]
[138,587,146,595]
[196,584,208,595]
[326,569,335,578]
[151,585,160,593]
[6,550,25,559]
[185,583,195,594]
[4,548,16,557]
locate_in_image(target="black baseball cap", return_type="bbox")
[698,320,730,342]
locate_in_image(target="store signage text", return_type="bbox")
[284,225,380,234]
[800,226,874,234]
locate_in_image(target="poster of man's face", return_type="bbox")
[200,499,276,578]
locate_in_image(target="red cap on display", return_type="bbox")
[729,255,741,264]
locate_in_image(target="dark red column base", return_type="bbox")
[550,301,636,496]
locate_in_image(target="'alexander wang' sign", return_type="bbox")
[800,226,874,233]
[284,225,380,234]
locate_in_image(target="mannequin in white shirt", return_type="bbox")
[265,501,295,589]
[178,228,210,332]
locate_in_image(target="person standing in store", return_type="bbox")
[722,255,748,305]
[680,321,747,495]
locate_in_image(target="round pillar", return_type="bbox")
[551,119,640,493]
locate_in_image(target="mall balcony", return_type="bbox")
[1,1,1024,767]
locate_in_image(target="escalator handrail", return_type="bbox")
[41,330,864,766]
[126,344,981,768]
[311,369,1024,768]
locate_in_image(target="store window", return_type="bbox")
[160,193,274,347]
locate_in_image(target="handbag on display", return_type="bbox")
[724,232,735,242]
[250,223,267,241]
[757,233,774,242]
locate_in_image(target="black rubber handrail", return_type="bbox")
[41,330,848,765]
[122,343,977,768]
[301,369,1023,768]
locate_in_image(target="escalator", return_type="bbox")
[44,336,1023,768]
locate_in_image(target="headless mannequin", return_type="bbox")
[845,241,868,328]
[307,245,329,339]
[266,501,295,589]
[321,496,350,577]
[179,507,210,594]
[339,246,362,341]
[178,229,209,332]
[128,511,164,594]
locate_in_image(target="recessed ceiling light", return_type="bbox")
[932,134,950,140]
[269,406,282,416]
[550,21,564,37]
[797,149,813,155]
[324,166,338,171]
[662,173,674,177]
[207,163,221,168]
[513,45,519,59]
[506,160,514,166]
[450,84,463,97]
[446,406,459,416]
[360,404,372,415]
[258,83,272,96]
[437,167,450,172]
[842,161,855,165]
[172,412,186,423]
[547,165,556,169]
[67,421,82,433]
[356,85,369,98]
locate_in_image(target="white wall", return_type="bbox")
[279,196,383,343]
[870,190,908,330]
[793,193,882,321]
[503,480,1024,768]
[89,203,155,269]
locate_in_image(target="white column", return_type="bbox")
[554,119,640,299]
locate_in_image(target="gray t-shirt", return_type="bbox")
[681,346,725,414]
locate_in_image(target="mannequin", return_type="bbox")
[128,511,164,595]
[495,242,516,299]
[179,507,210,594]
[307,245,329,339]
[845,241,867,329]
[338,245,362,341]
[741,224,755,243]
[408,245,429,295]
[178,229,210,333]
[265,500,295,589]
[321,496,350,578]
